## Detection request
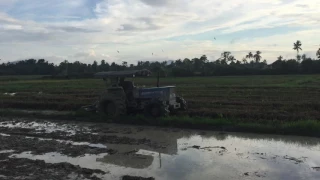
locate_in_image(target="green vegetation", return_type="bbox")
[0,74,320,136]
[1,41,320,77]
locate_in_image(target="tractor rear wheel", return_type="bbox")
[99,98,127,118]
[144,101,169,118]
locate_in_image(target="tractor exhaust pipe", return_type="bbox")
[157,72,160,87]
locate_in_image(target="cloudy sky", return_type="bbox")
[0,0,319,64]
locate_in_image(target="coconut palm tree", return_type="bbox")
[293,40,302,59]
[317,48,320,59]
[242,57,248,64]
[246,52,253,60]
[277,55,283,61]
[253,51,262,63]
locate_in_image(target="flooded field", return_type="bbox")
[0,118,320,180]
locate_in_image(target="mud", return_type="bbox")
[0,157,105,180]
[0,117,320,180]
[0,127,163,149]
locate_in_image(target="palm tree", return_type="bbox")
[301,54,307,61]
[277,55,283,61]
[293,40,302,59]
[242,57,248,64]
[253,51,262,63]
[246,52,253,60]
[317,48,320,59]
[220,51,231,64]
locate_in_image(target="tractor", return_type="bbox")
[82,69,187,118]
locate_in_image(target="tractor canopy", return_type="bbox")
[94,69,152,78]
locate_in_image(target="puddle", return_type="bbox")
[10,152,111,176]
[10,151,109,168]
[72,142,107,149]
[30,136,107,149]
[0,150,15,154]
[3,92,16,96]
[0,120,91,135]
[9,131,320,180]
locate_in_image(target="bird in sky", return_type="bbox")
[117,50,119,53]
[214,37,216,40]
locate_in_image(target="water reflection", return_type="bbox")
[8,125,320,180]
[97,153,154,169]
[100,131,320,180]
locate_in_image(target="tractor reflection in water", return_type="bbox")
[82,69,187,118]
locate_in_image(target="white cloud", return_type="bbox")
[0,0,319,64]
[0,24,22,30]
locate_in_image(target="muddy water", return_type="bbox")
[1,119,320,180]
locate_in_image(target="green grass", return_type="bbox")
[1,74,320,92]
[0,74,320,135]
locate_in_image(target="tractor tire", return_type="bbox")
[176,96,187,110]
[99,98,127,118]
[144,100,169,118]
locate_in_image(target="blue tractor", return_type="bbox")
[83,69,187,117]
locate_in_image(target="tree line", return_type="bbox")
[1,40,320,77]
